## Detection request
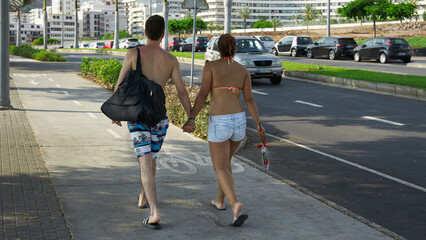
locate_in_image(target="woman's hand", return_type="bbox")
[257,123,266,139]
[183,119,196,133]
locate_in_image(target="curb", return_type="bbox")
[284,71,426,99]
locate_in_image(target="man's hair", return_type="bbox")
[218,34,236,57]
[145,15,165,41]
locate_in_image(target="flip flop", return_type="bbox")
[230,214,248,227]
[142,218,161,230]
[210,200,226,211]
[138,196,149,209]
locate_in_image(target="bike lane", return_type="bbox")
[8,56,396,239]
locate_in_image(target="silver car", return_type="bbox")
[253,35,275,53]
[205,36,284,85]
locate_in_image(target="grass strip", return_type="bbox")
[282,61,426,89]
[170,52,205,60]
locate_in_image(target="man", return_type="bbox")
[112,15,194,230]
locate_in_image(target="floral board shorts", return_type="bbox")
[207,112,246,143]
[127,115,169,159]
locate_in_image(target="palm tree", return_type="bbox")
[238,7,251,32]
[271,18,282,32]
[293,14,302,26]
[224,0,232,33]
[301,4,318,30]
[43,0,47,49]
[74,0,78,48]
[162,0,168,51]
[10,0,35,47]
[113,0,119,49]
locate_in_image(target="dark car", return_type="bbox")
[272,36,313,57]
[168,37,185,51]
[180,36,209,52]
[307,37,358,60]
[353,37,411,63]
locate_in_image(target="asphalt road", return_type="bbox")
[278,55,426,76]
[21,52,424,239]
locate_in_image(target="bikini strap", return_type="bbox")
[212,87,240,93]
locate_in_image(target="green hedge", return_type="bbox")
[80,57,210,139]
[10,45,66,62]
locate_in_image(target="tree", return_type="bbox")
[252,19,272,31]
[113,0,119,49]
[196,18,207,34]
[10,0,36,46]
[301,4,319,30]
[168,19,181,36]
[338,0,416,37]
[423,11,426,21]
[238,7,251,32]
[293,14,302,26]
[207,21,216,33]
[271,18,283,32]
[224,0,232,33]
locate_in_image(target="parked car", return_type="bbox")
[353,37,411,63]
[102,40,114,49]
[180,36,209,52]
[306,37,358,60]
[272,36,313,57]
[205,35,284,85]
[253,35,275,53]
[90,42,105,49]
[138,38,147,47]
[79,43,90,48]
[119,38,139,49]
[167,37,185,51]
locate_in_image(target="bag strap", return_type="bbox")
[136,47,142,73]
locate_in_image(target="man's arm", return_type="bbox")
[170,57,192,116]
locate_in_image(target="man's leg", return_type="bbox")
[138,159,156,207]
[138,153,160,224]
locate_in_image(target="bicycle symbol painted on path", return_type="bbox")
[159,150,245,175]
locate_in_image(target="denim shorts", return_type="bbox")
[207,112,246,143]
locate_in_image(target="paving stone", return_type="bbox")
[0,81,71,239]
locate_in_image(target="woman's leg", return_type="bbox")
[210,140,243,218]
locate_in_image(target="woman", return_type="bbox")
[185,34,266,227]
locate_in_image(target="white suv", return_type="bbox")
[119,38,139,49]
[205,36,284,85]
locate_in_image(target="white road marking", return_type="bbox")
[107,129,122,139]
[48,78,54,82]
[42,74,47,76]
[295,100,323,108]
[247,127,425,192]
[387,72,408,75]
[73,100,81,106]
[252,90,269,95]
[62,91,70,95]
[362,116,405,126]
[186,76,199,80]
[55,84,61,88]
[87,112,97,119]
[29,80,39,85]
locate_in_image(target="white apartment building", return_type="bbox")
[128,5,149,36]
[9,23,43,44]
[49,13,76,41]
[52,0,75,14]
[79,0,127,38]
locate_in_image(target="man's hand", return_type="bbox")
[112,120,122,127]
[183,120,196,133]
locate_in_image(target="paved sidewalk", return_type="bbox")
[0,81,70,239]
[5,56,401,239]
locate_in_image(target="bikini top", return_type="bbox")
[212,86,240,94]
